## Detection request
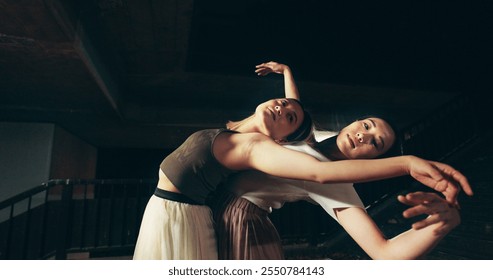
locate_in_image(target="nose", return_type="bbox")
[356,132,366,143]
[274,105,281,115]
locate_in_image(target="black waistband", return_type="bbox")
[153,188,202,205]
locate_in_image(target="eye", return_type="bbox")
[363,122,370,130]
[372,139,378,148]
[281,99,288,106]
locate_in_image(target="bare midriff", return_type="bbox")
[157,169,181,193]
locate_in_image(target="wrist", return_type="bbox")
[282,65,291,74]
[403,155,418,174]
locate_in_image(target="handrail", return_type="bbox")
[0,178,157,259]
[0,179,157,210]
[0,185,50,210]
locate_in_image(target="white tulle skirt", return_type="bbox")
[133,195,218,260]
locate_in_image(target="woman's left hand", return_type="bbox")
[407,156,473,206]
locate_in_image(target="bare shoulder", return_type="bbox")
[213,132,276,168]
[215,131,273,151]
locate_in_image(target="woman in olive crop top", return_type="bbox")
[132,61,472,260]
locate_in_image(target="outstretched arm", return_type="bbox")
[335,192,460,259]
[255,61,300,100]
[214,132,473,205]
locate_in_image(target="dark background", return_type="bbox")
[1,0,492,178]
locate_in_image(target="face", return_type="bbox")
[336,117,396,159]
[255,98,305,141]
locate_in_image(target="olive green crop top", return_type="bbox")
[160,128,238,204]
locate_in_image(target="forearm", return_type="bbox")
[373,192,460,259]
[379,222,446,259]
[282,66,300,100]
[314,156,412,184]
[247,138,413,183]
[339,208,449,260]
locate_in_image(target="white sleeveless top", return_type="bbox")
[224,131,365,222]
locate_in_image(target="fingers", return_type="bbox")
[411,216,452,235]
[451,169,473,196]
[255,61,285,76]
[403,191,441,202]
[398,192,447,218]
[255,63,274,76]
[415,160,473,205]
[411,215,440,230]
[411,208,459,235]
[402,201,449,219]
[431,161,474,196]
[255,70,272,76]
[255,68,271,76]
[255,62,276,70]
[255,61,275,68]
[439,180,460,206]
[399,191,461,234]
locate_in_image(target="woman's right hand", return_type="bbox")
[255,61,300,100]
[406,156,473,206]
[255,61,289,76]
[398,191,461,235]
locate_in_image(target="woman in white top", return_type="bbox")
[212,130,461,259]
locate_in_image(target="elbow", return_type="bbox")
[367,250,395,260]
[371,252,418,260]
[368,241,419,260]
[313,175,343,185]
[311,174,328,184]
[309,168,333,184]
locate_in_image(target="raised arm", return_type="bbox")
[214,132,472,204]
[255,61,300,100]
[336,191,460,259]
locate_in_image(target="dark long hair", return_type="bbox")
[285,98,313,143]
[227,98,314,143]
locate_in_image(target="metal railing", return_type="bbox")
[0,179,156,259]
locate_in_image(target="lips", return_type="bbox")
[347,134,355,149]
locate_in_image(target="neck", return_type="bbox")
[313,136,346,161]
[226,115,258,133]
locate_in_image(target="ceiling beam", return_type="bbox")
[44,0,125,119]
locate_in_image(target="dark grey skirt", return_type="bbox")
[212,191,284,260]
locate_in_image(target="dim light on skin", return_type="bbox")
[254,98,305,142]
[336,117,396,160]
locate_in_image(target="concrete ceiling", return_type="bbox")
[1,0,491,149]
